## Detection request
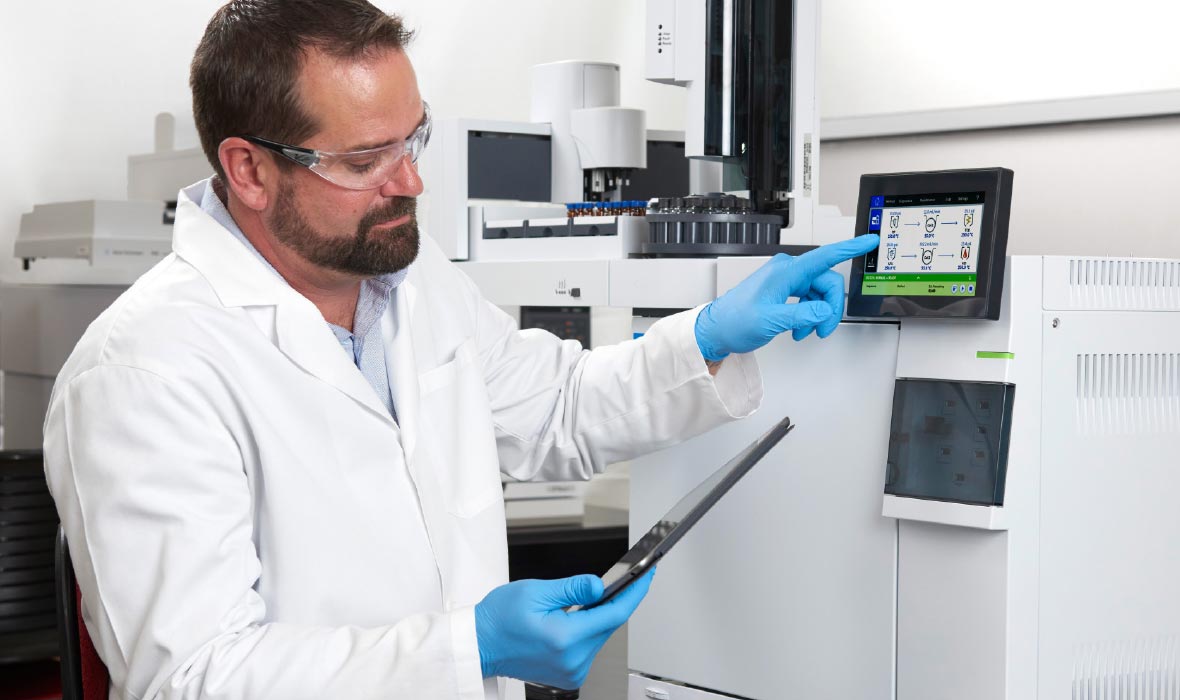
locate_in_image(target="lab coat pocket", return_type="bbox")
[417,340,503,517]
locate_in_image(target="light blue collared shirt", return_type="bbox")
[200,181,405,420]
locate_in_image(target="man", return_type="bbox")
[43,2,877,699]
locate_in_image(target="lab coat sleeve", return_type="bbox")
[465,278,764,481]
[44,364,487,700]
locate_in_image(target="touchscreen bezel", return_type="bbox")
[847,168,1013,319]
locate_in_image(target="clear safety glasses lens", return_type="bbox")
[312,109,432,190]
[245,105,432,191]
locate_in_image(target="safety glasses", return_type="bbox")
[243,102,432,190]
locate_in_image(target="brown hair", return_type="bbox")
[190,0,414,180]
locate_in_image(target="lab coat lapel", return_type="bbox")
[384,279,421,459]
[174,181,396,424]
[273,299,397,426]
[172,184,280,308]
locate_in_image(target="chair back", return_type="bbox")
[55,527,110,700]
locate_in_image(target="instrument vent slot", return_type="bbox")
[1075,353,1180,435]
[1073,637,1180,700]
[1063,258,1180,311]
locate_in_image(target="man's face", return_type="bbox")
[265,48,425,277]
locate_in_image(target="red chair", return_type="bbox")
[54,528,109,700]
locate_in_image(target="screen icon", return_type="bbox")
[869,209,883,231]
[968,284,975,294]
[871,195,885,208]
[952,285,959,293]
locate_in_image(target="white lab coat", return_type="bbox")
[43,179,762,700]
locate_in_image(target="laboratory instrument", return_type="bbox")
[3,114,208,449]
[418,61,696,262]
[450,1,1180,697]
[624,179,1180,700]
[14,113,209,271]
[642,0,814,256]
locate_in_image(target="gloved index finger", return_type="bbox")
[792,234,879,282]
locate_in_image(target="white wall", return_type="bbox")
[818,115,1180,258]
[398,1,685,128]
[820,0,1180,118]
[814,0,1180,260]
[0,0,684,280]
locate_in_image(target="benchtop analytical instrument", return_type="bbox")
[440,1,1180,699]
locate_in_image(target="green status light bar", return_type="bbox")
[861,273,978,297]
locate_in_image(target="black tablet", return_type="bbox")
[847,168,1013,319]
[581,415,795,610]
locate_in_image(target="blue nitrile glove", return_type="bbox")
[694,234,880,361]
[475,569,657,689]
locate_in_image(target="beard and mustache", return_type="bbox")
[269,179,420,277]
